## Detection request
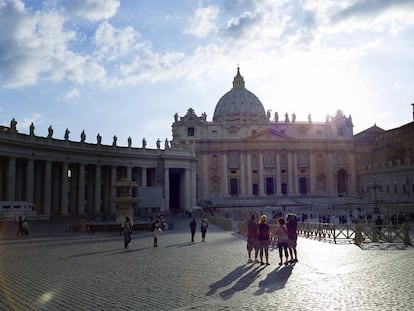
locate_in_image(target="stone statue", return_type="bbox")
[112,135,117,147]
[174,113,178,123]
[292,112,296,123]
[156,139,161,149]
[202,112,207,121]
[81,130,86,143]
[10,118,17,131]
[64,128,70,140]
[308,113,312,123]
[47,125,53,138]
[128,136,132,147]
[29,122,35,136]
[97,133,102,144]
[142,138,147,148]
[284,112,289,123]
[267,110,271,121]
[274,112,279,123]
[164,138,169,149]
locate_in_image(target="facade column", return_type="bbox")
[163,167,170,212]
[7,157,16,201]
[240,151,246,195]
[293,152,299,194]
[26,159,34,203]
[222,152,228,196]
[259,151,265,196]
[44,160,52,216]
[78,164,85,215]
[202,152,209,199]
[309,152,316,195]
[141,167,147,187]
[94,165,101,215]
[61,162,69,215]
[111,166,117,214]
[276,153,281,196]
[246,152,252,196]
[287,151,294,194]
[327,152,335,195]
[348,152,357,196]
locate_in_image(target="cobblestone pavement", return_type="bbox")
[1,218,413,311]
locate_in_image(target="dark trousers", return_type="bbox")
[124,232,131,248]
[191,230,196,242]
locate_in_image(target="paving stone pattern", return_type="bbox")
[1,218,413,310]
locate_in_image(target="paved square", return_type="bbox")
[1,218,413,310]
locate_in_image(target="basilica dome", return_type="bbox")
[213,68,266,123]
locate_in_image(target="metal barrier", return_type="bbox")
[297,222,412,246]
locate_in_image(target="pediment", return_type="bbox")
[246,127,291,141]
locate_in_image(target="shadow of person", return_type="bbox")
[207,264,253,296]
[219,265,265,300]
[254,264,294,295]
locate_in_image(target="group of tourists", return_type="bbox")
[247,212,298,266]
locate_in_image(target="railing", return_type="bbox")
[297,222,413,246]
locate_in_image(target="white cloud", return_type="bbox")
[0,1,105,88]
[60,0,120,22]
[184,5,219,38]
[65,88,80,100]
[93,21,143,61]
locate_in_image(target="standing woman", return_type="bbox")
[200,218,208,242]
[287,213,298,263]
[151,218,162,247]
[257,215,270,265]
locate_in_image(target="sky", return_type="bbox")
[1,0,413,148]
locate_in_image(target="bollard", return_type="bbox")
[403,223,412,246]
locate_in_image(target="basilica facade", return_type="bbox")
[171,68,357,207]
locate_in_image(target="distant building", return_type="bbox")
[354,114,414,205]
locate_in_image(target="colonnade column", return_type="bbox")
[185,168,191,212]
[276,153,281,196]
[163,167,169,212]
[111,166,117,214]
[7,157,16,201]
[259,151,264,196]
[94,165,101,215]
[240,151,246,195]
[44,160,52,215]
[222,152,228,196]
[141,167,147,187]
[246,152,252,196]
[61,162,69,215]
[26,159,34,203]
[191,162,197,209]
[78,164,85,215]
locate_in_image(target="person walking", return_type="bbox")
[190,218,197,242]
[257,215,270,265]
[22,218,29,236]
[121,216,133,249]
[247,213,259,263]
[16,216,24,236]
[286,213,298,263]
[201,218,208,242]
[275,217,289,265]
[151,218,162,247]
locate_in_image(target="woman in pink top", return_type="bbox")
[275,218,289,265]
